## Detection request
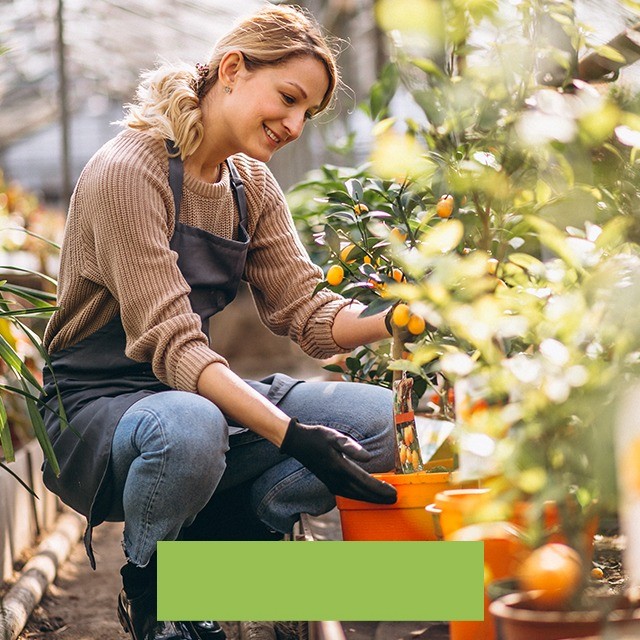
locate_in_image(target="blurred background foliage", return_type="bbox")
[288,0,640,552]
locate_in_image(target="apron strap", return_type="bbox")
[226,158,249,231]
[166,141,184,223]
[165,140,248,233]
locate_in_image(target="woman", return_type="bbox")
[40,5,397,640]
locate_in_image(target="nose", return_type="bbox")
[283,111,306,142]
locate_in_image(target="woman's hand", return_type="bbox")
[196,362,397,504]
[280,418,397,504]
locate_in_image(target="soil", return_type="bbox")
[590,533,628,598]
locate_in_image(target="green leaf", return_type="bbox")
[410,58,445,79]
[0,395,13,463]
[362,211,393,222]
[372,118,398,137]
[593,44,627,64]
[412,376,428,400]
[327,211,357,224]
[523,216,583,272]
[595,217,632,251]
[323,225,341,255]
[14,318,51,363]
[370,83,389,121]
[358,263,378,278]
[549,11,574,26]
[0,284,57,306]
[0,307,59,319]
[345,179,364,202]
[369,63,399,121]
[322,364,345,373]
[24,388,59,477]
[419,219,464,256]
[3,227,61,250]
[507,253,545,276]
[0,265,57,288]
[0,461,37,497]
[359,297,394,318]
[388,360,423,376]
[326,190,354,205]
[345,356,361,370]
[0,333,42,388]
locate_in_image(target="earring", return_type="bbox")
[223,86,231,94]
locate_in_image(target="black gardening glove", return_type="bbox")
[280,417,397,505]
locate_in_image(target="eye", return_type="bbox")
[282,93,295,105]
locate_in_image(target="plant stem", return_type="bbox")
[391,327,404,384]
[397,182,418,248]
[473,192,492,253]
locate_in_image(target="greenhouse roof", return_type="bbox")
[0,0,265,148]
[1,0,640,152]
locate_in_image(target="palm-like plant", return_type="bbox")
[0,261,63,488]
[0,172,65,492]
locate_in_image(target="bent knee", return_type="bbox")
[132,391,229,465]
[168,392,229,458]
[345,384,394,441]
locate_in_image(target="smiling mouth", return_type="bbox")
[264,125,281,144]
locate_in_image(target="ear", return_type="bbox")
[218,50,245,89]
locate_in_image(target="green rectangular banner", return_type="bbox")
[157,541,484,621]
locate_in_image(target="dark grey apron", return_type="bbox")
[40,143,299,567]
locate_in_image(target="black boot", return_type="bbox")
[117,588,197,640]
[182,621,227,640]
[119,556,199,640]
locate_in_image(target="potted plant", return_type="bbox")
[289,0,640,633]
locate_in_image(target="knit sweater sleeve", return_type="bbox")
[79,142,227,391]
[243,163,353,359]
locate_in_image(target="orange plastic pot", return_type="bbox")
[424,503,443,540]
[335,461,477,541]
[433,488,492,540]
[448,523,530,640]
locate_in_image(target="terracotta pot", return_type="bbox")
[486,578,520,604]
[489,591,640,640]
[335,460,478,541]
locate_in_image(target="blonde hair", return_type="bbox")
[122,5,340,159]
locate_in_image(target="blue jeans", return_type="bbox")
[108,379,395,566]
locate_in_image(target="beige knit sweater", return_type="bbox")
[44,129,352,392]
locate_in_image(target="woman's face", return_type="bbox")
[220,54,330,163]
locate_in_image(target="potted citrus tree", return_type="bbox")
[290,0,640,633]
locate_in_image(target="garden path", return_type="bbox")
[17,513,450,640]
